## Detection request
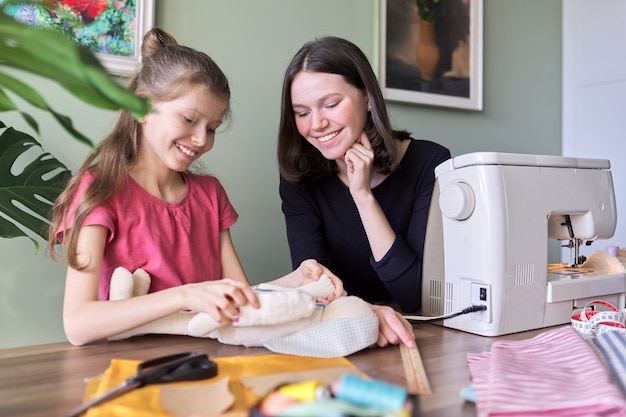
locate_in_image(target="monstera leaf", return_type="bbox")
[0,5,151,247]
[0,70,92,147]
[0,123,71,249]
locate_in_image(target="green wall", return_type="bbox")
[0,0,561,348]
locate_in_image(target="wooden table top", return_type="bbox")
[0,323,550,417]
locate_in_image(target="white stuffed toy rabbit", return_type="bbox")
[108,267,378,357]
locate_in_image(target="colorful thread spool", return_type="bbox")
[334,373,407,411]
[277,380,330,402]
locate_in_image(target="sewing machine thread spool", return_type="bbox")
[334,374,407,410]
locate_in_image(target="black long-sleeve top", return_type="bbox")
[279,139,451,313]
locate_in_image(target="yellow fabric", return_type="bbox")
[83,354,357,417]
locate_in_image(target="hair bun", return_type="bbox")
[141,27,178,59]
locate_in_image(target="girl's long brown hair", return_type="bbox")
[48,28,231,269]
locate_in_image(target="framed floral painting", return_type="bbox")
[3,0,154,76]
[380,0,483,110]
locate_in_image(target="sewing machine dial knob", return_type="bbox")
[439,181,475,221]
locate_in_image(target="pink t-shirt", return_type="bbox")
[59,172,238,300]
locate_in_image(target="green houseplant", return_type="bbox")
[0,1,150,249]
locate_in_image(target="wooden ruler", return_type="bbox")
[400,343,432,395]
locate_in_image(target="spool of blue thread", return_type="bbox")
[334,374,407,410]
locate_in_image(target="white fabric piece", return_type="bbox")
[211,296,378,357]
[263,296,379,357]
[187,290,318,336]
[256,274,336,299]
[264,316,379,358]
[235,291,318,327]
[581,251,626,275]
[209,306,325,346]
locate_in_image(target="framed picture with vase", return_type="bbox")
[379,0,483,110]
[3,0,154,77]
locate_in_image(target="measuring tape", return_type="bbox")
[400,343,432,396]
[570,300,626,337]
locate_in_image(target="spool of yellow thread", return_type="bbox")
[276,380,330,402]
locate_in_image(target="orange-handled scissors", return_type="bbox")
[65,351,218,417]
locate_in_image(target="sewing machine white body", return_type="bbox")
[422,152,626,336]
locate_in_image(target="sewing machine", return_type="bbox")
[422,152,626,336]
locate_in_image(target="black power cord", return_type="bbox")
[403,304,487,323]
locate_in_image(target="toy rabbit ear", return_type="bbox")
[132,268,151,297]
[109,267,135,301]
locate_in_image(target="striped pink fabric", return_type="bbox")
[467,326,626,417]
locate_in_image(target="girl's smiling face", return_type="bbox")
[291,71,369,161]
[140,87,228,173]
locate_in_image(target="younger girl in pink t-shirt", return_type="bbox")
[48,28,343,346]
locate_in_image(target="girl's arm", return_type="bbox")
[219,228,249,284]
[63,225,258,346]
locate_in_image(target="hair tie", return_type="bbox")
[156,31,166,46]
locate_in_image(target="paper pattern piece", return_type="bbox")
[161,377,233,417]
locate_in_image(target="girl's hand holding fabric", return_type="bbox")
[181,278,259,325]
